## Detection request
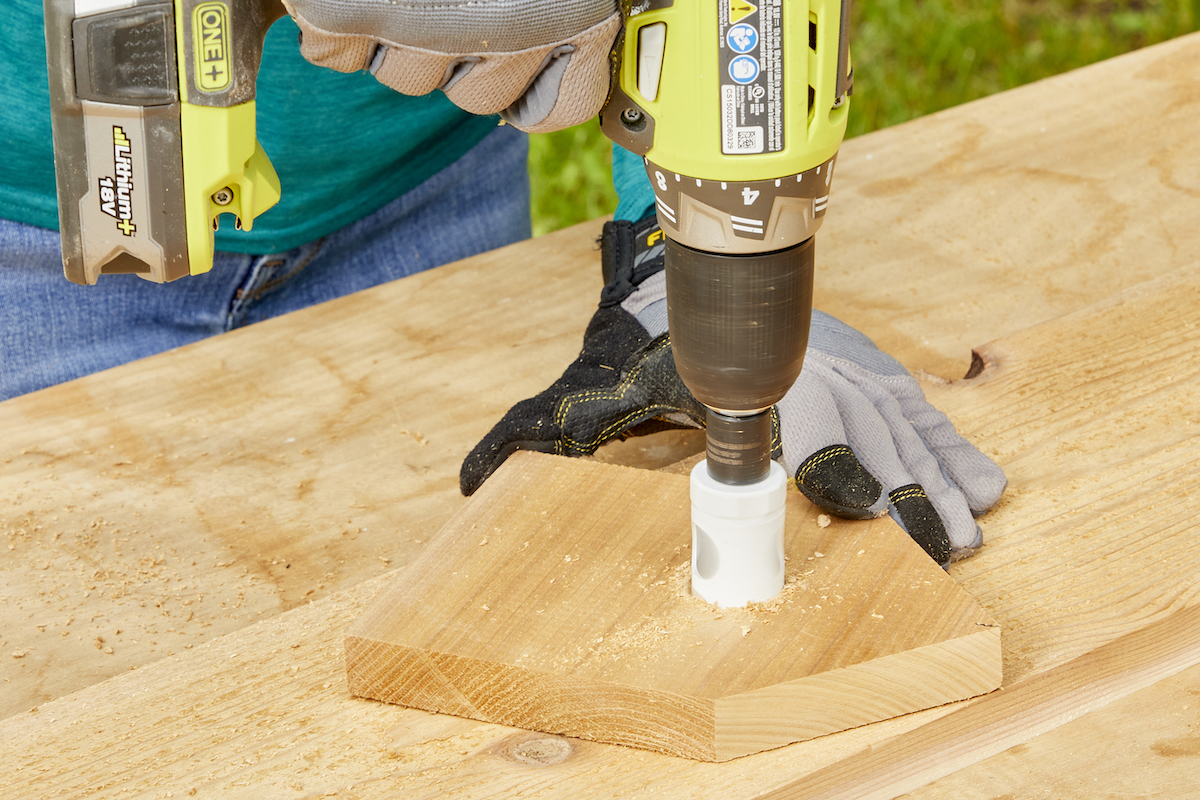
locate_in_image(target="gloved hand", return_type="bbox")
[281,0,620,133]
[776,315,1007,564]
[461,217,1006,564]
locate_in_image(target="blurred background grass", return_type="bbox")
[527,0,1199,237]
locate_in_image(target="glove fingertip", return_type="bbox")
[459,445,499,497]
[459,455,493,497]
[371,44,455,97]
[793,444,883,520]
[948,526,984,563]
[888,484,953,566]
[966,463,1008,515]
[292,14,375,74]
[500,13,620,133]
[460,439,561,497]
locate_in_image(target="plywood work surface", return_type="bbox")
[0,228,603,719]
[906,658,1200,800]
[345,454,1000,761]
[6,257,1200,795]
[4,30,1200,721]
[2,29,1200,799]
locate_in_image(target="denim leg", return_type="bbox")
[0,226,254,399]
[229,123,532,326]
[0,125,530,401]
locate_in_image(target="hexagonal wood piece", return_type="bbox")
[345,452,1001,761]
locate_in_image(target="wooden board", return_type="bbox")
[756,603,1200,799]
[815,29,1200,381]
[0,226,603,719]
[925,267,1200,686]
[345,453,1000,761]
[6,259,1200,796]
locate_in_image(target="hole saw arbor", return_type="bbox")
[345,452,1001,761]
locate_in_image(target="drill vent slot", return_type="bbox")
[808,12,819,122]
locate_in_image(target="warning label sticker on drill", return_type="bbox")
[719,0,783,155]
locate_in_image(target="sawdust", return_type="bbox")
[396,428,428,447]
[0,493,284,716]
[577,556,820,668]
[745,571,815,615]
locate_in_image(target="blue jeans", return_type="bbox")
[0,125,531,401]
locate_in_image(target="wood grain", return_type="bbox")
[6,259,1200,797]
[906,660,1200,800]
[815,30,1200,379]
[761,603,1200,799]
[927,265,1200,687]
[0,224,604,718]
[3,31,1200,723]
[2,29,1200,799]
[345,453,1000,760]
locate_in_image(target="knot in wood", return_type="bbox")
[504,735,573,765]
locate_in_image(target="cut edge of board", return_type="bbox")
[346,621,1001,762]
[713,624,1002,760]
[345,633,721,760]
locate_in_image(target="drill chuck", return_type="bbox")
[667,236,813,486]
[665,235,814,409]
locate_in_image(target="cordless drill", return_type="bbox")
[601,0,851,606]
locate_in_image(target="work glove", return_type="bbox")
[281,0,620,133]
[461,216,1007,565]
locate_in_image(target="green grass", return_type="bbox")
[528,0,1199,236]
[527,117,618,237]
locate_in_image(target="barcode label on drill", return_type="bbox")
[719,0,784,155]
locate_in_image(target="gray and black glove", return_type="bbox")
[282,0,620,133]
[460,215,706,493]
[461,218,1007,564]
[776,315,1006,563]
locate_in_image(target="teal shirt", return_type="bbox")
[1,3,498,253]
[612,145,655,223]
